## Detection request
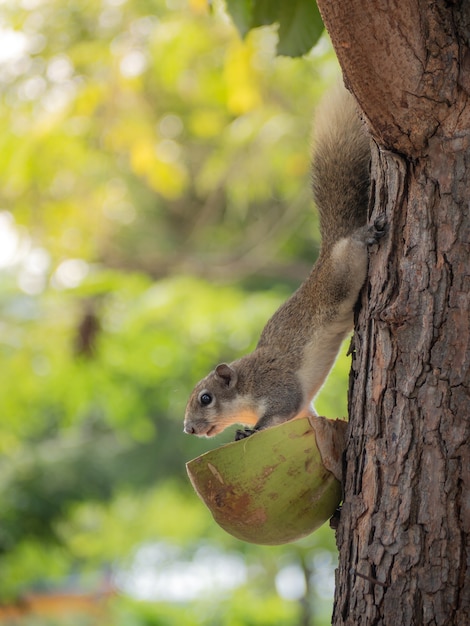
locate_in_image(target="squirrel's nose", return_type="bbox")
[184,424,196,435]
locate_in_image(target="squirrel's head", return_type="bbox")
[184,363,258,437]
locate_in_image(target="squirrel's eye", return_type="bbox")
[199,392,213,406]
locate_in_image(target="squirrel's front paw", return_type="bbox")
[235,428,256,441]
[365,215,387,245]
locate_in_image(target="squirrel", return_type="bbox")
[184,84,386,439]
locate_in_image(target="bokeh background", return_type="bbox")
[0,0,349,624]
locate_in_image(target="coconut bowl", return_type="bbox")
[186,416,345,545]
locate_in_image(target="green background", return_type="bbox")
[0,0,348,624]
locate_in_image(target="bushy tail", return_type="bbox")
[311,84,371,248]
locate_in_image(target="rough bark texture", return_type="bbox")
[316,1,470,624]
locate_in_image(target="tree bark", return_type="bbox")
[316,1,470,624]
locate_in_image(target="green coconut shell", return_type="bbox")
[186,416,345,545]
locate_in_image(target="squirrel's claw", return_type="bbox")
[235,428,256,441]
[365,215,387,245]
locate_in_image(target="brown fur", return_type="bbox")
[184,85,380,437]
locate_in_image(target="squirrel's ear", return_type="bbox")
[215,363,237,388]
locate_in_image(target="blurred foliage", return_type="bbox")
[0,0,348,624]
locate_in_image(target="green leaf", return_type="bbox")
[225,0,324,57]
[277,0,324,57]
[225,0,254,37]
[251,0,281,28]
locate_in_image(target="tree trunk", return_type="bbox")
[316,1,470,624]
